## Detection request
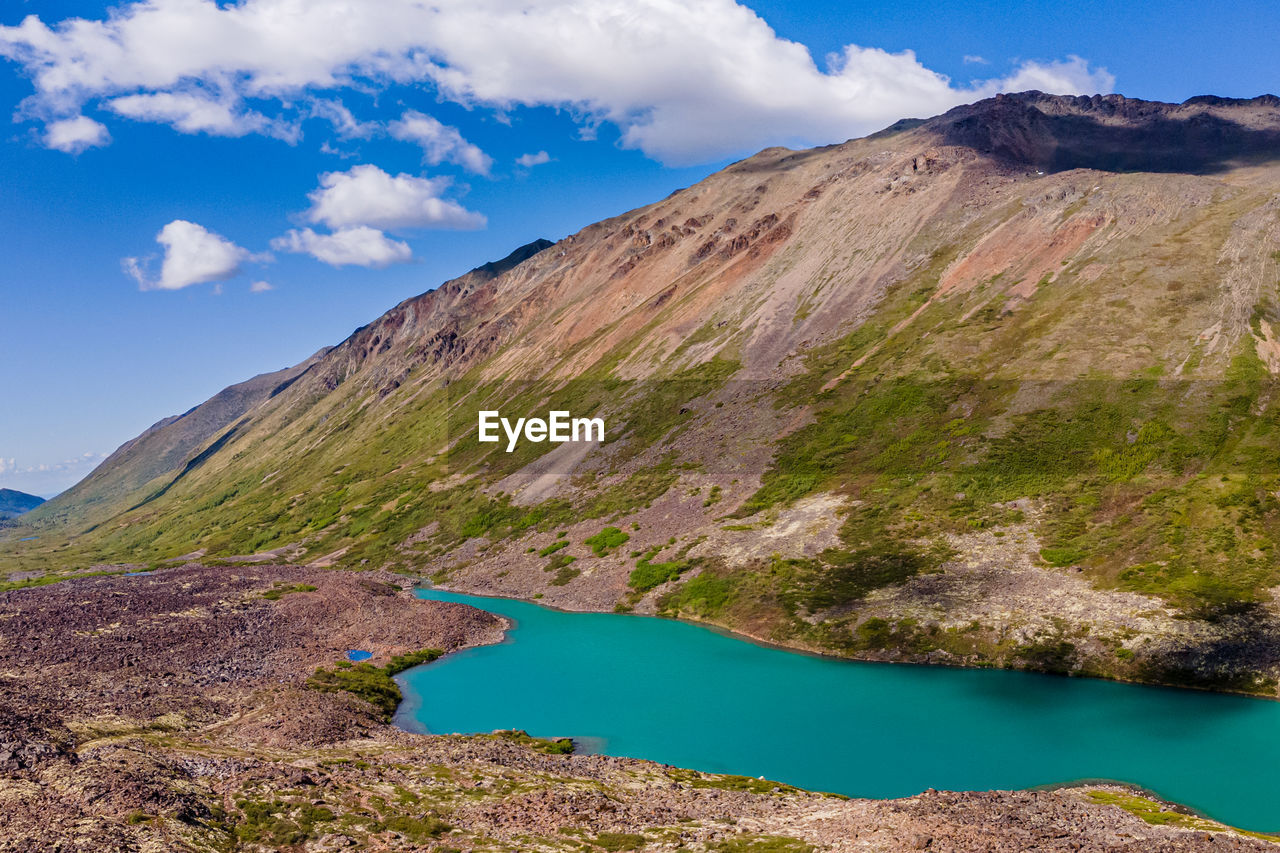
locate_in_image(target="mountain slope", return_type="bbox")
[0,489,44,520]
[20,350,332,532]
[7,91,1280,693]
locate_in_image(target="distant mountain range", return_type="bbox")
[8,91,1280,694]
[0,488,45,520]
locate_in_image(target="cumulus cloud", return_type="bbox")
[987,56,1114,98]
[515,150,552,168]
[271,226,412,268]
[124,220,267,291]
[109,90,298,140]
[0,0,1115,164]
[0,458,14,476]
[303,164,486,231]
[249,280,273,292]
[389,110,492,174]
[44,115,110,153]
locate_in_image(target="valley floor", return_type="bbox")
[0,564,1271,851]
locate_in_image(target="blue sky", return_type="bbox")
[0,0,1276,497]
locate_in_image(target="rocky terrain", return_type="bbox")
[0,563,1272,851]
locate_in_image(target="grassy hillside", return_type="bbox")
[5,92,1280,692]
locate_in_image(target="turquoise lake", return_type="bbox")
[398,589,1280,832]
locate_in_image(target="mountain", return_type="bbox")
[7,91,1280,693]
[24,350,331,532]
[0,489,44,520]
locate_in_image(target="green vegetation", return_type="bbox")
[485,729,574,754]
[585,526,630,556]
[261,582,317,600]
[1082,789,1262,837]
[384,649,447,675]
[629,546,694,593]
[10,175,1280,695]
[733,358,1280,615]
[0,568,125,593]
[592,832,647,851]
[232,798,339,846]
[784,544,936,612]
[549,563,581,585]
[305,649,442,718]
[373,814,451,841]
[1084,789,1280,842]
[1039,547,1085,567]
[710,836,814,852]
[661,570,735,618]
[668,770,799,795]
[538,539,570,557]
[544,551,578,585]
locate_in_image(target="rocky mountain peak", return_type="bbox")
[921,90,1280,174]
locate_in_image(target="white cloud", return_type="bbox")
[250,280,273,292]
[0,451,109,496]
[125,219,266,291]
[108,90,298,140]
[987,56,1115,99]
[963,55,989,65]
[319,140,359,159]
[44,115,110,153]
[272,226,412,268]
[0,0,1115,164]
[303,164,486,231]
[389,110,492,174]
[310,98,378,139]
[515,150,552,168]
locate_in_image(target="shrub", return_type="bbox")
[585,526,630,556]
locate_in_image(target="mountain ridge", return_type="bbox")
[7,90,1280,694]
[0,488,44,520]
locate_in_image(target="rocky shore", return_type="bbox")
[0,564,1271,851]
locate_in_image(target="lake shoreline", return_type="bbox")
[405,584,1280,833]
[419,578,1280,704]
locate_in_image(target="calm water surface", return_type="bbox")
[397,589,1280,831]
